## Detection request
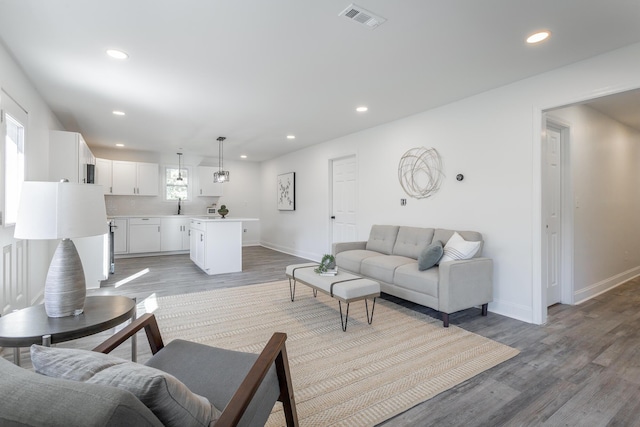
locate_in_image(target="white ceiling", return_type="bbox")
[1,0,640,161]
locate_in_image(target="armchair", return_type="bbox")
[93,313,298,427]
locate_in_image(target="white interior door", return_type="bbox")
[331,156,357,244]
[543,125,562,306]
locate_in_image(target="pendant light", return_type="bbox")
[176,152,183,181]
[213,136,230,183]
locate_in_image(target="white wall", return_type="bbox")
[0,40,63,310]
[548,105,640,302]
[91,147,262,245]
[260,42,640,324]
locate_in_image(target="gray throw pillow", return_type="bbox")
[30,344,220,427]
[418,240,443,271]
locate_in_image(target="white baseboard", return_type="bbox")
[574,266,640,305]
[487,298,534,324]
[259,241,316,262]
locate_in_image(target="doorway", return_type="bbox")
[330,155,357,246]
[541,117,573,308]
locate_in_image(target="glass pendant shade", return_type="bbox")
[176,152,183,181]
[214,136,229,183]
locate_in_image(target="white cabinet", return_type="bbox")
[95,158,113,195]
[190,220,206,267]
[128,218,161,253]
[111,161,159,196]
[112,218,128,254]
[137,162,159,195]
[189,219,242,275]
[196,166,224,196]
[49,131,96,184]
[161,217,190,251]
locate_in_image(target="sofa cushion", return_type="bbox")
[433,229,484,257]
[146,339,281,427]
[365,225,400,255]
[0,356,162,427]
[418,240,443,271]
[361,255,415,283]
[393,263,440,298]
[336,249,381,274]
[31,345,220,427]
[440,232,481,263]
[393,227,435,259]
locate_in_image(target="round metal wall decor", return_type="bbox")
[397,147,444,199]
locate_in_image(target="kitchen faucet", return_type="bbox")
[177,198,182,215]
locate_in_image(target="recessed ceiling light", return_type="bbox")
[240,155,247,159]
[106,49,129,60]
[526,31,551,44]
[112,110,125,116]
[115,143,124,147]
[286,135,296,140]
[356,106,368,112]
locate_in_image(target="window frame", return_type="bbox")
[164,165,191,202]
[1,90,27,228]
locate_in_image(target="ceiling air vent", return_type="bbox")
[338,4,386,29]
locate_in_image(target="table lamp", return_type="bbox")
[14,180,107,317]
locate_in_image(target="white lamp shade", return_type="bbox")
[14,181,107,240]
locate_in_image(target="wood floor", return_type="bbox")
[6,246,640,426]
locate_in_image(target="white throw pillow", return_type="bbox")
[439,232,481,263]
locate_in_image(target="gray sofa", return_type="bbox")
[333,225,493,327]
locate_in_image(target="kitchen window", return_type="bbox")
[2,90,27,227]
[165,166,189,201]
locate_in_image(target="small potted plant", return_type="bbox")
[314,254,337,275]
[217,205,229,218]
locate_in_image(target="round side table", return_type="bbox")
[0,295,136,365]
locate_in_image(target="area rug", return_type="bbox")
[146,281,519,427]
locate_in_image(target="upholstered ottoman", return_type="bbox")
[286,263,380,331]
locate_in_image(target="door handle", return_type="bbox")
[331,216,336,219]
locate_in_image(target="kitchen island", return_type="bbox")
[189,217,259,275]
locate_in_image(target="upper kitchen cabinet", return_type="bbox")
[196,166,224,197]
[110,160,159,196]
[95,158,113,195]
[49,131,95,184]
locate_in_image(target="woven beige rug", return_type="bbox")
[148,281,519,427]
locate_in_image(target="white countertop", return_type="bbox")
[108,215,258,222]
[190,217,259,222]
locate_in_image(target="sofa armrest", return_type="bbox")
[332,241,367,256]
[438,257,493,314]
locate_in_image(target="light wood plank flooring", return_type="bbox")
[5,246,640,426]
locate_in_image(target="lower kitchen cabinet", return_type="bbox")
[161,217,191,251]
[113,218,129,254]
[129,218,161,253]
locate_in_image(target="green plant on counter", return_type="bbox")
[218,204,229,218]
[314,254,336,274]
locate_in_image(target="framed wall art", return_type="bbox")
[277,172,295,211]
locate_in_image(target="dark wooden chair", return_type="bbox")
[93,313,298,427]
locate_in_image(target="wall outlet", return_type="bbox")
[400,199,407,206]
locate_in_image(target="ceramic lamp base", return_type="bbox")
[44,239,86,317]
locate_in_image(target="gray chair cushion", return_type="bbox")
[0,356,162,427]
[361,255,415,283]
[418,240,443,271]
[393,263,440,298]
[30,345,218,427]
[393,227,435,259]
[335,249,381,274]
[365,225,400,255]
[145,339,281,427]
